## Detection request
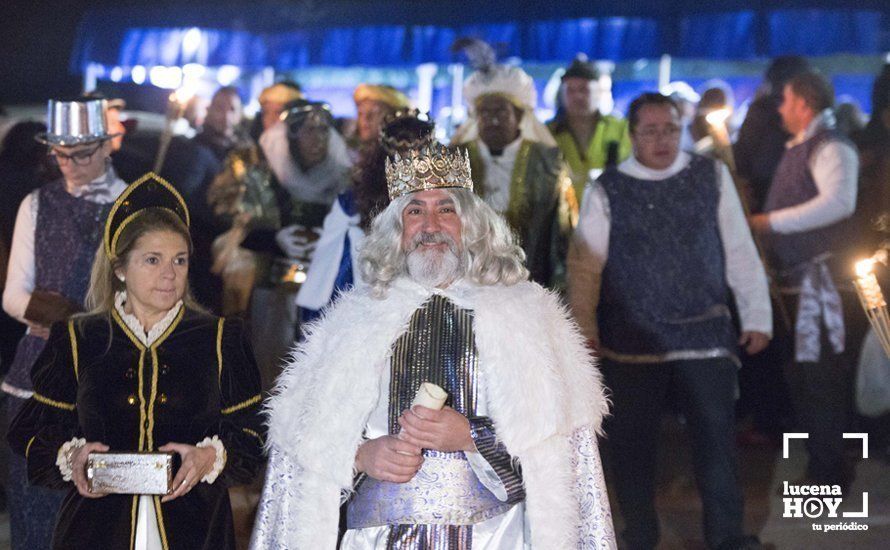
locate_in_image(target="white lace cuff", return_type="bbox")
[196,435,226,484]
[56,437,86,482]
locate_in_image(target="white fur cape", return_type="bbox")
[251,277,612,549]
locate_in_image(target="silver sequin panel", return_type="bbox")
[388,294,478,432]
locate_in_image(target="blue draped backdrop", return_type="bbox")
[72,6,887,71]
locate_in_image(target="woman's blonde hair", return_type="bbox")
[85,207,205,315]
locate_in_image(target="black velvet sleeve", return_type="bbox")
[210,317,265,487]
[7,321,80,490]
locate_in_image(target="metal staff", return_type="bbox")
[706,108,792,331]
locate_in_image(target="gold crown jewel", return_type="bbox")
[385,145,473,200]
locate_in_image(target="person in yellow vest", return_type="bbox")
[451,63,575,289]
[548,56,631,199]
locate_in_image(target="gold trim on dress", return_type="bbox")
[112,306,184,451]
[67,320,79,381]
[137,350,147,451]
[242,428,263,442]
[112,308,146,351]
[216,318,225,383]
[147,349,161,450]
[465,139,533,229]
[146,307,184,451]
[558,165,579,229]
[117,306,183,549]
[221,394,262,415]
[32,393,76,411]
[25,435,37,458]
[129,495,138,550]
[152,307,184,349]
[153,495,170,550]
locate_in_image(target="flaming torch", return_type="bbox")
[705,108,736,172]
[153,87,195,173]
[854,250,890,357]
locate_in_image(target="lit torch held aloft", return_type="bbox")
[153,87,195,173]
[854,251,890,357]
[705,108,735,172]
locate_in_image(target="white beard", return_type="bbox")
[404,230,464,288]
[406,246,462,288]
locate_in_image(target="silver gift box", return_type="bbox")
[87,452,174,495]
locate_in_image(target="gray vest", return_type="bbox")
[763,129,852,273]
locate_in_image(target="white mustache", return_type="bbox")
[409,232,457,252]
[405,231,463,288]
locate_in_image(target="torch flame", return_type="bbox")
[853,248,890,358]
[856,258,876,278]
[705,108,731,127]
[170,86,196,106]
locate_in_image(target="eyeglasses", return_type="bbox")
[635,125,682,143]
[48,143,103,166]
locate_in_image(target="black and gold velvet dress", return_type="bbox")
[7,307,265,550]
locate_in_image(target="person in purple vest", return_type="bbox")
[568,92,772,550]
[2,98,126,549]
[749,71,861,490]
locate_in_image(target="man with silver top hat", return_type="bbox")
[451,40,576,289]
[251,144,615,549]
[2,97,126,549]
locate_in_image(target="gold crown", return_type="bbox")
[385,145,473,200]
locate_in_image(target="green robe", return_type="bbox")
[465,139,576,290]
